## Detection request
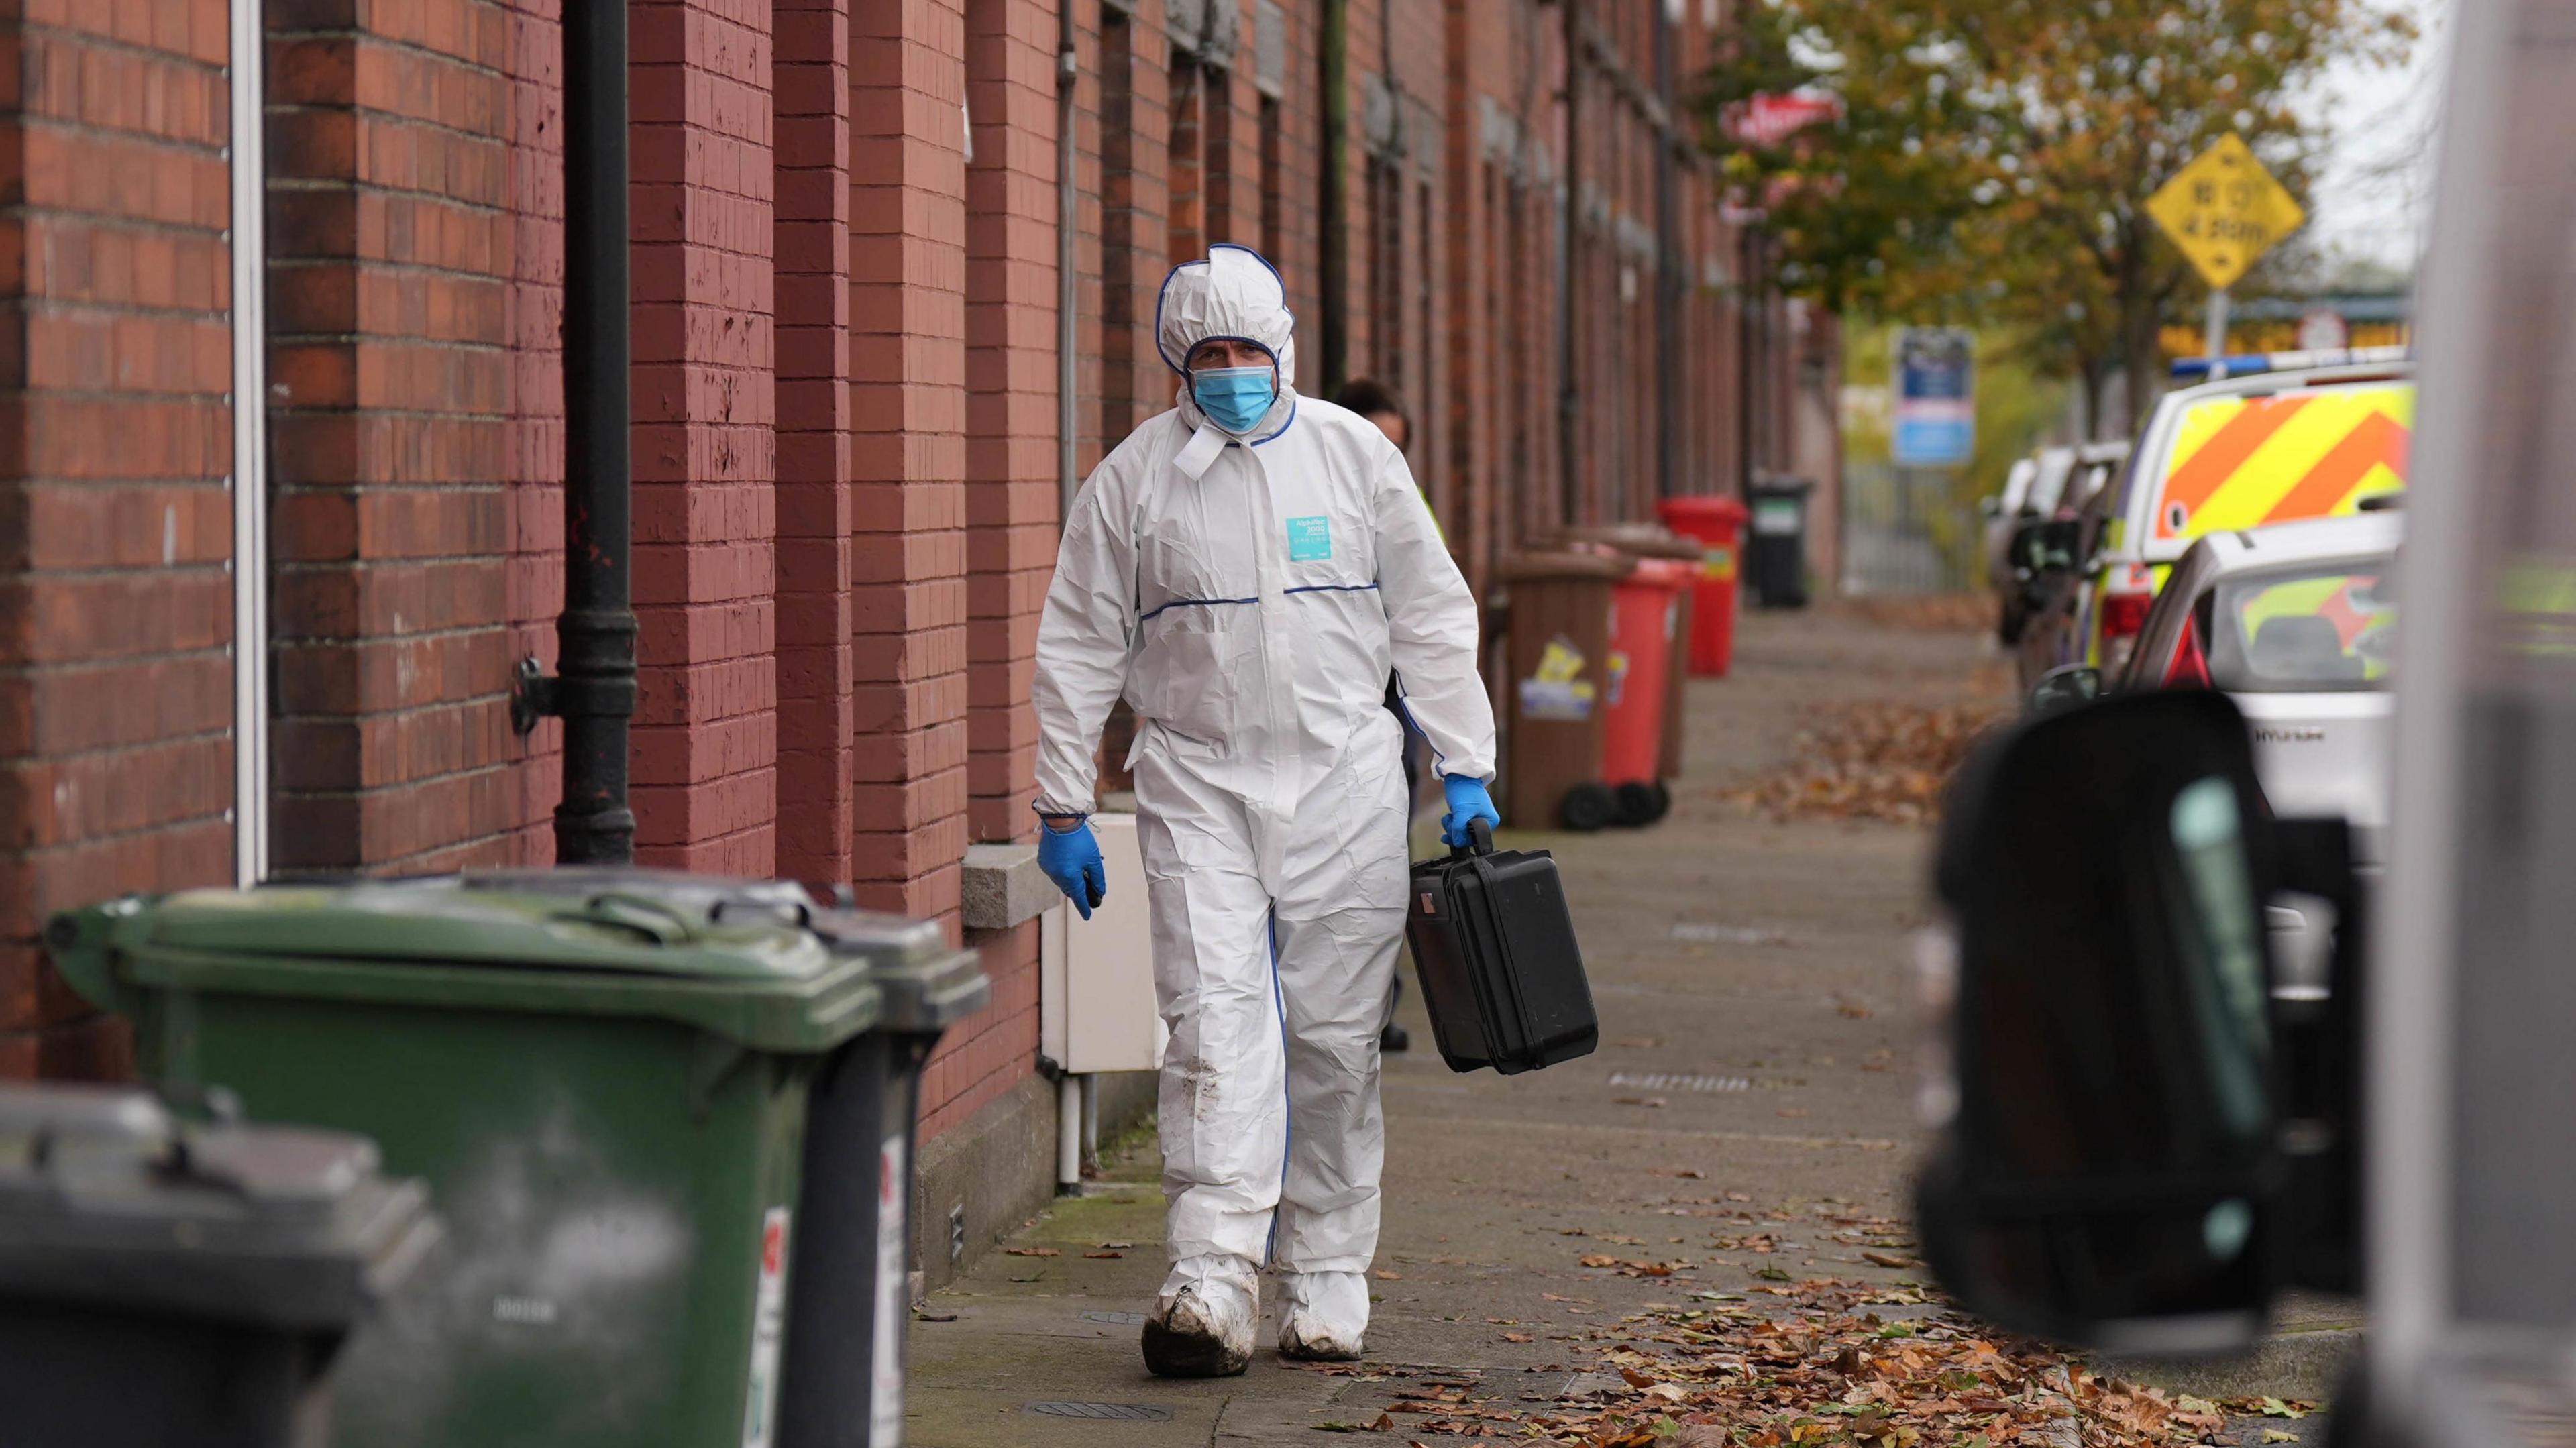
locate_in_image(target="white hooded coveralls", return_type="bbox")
[1032,246,1497,1289]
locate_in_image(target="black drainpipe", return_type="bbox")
[511,0,637,864]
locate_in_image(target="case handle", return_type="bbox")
[1448,816,1497,859]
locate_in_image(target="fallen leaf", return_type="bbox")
[1613,1096,1668,1108]
[1619,1368,1658,1389]
[1372,1268,1403,1280]
[1083,1250,1123,1259]
[1650,1168,1705,1179]
[1003,1247,1060,1258]
[1723,699,2006,824]
[1862,1251,1916,1268]
[2263,1434,2298,1445]
[1097,1241,1136,1249]
[1502,1331,1534,1343]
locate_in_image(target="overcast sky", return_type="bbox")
[2299,0,2450,275]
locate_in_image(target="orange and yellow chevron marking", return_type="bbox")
[2155,383,2413,541]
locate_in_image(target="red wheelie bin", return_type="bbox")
[1656,496,1750,677]
[1599,557,1692,826]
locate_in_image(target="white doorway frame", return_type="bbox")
[229,0,270,885]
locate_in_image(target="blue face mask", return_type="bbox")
[1191,364,1277,433]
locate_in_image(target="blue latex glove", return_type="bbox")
[1440,775,1501,849]
[1038,819,1108,920]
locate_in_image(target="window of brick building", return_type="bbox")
[1367,153,1405,387]
[1102,8,1140,439]
[1169,58,1204,262]
[1259,97,1283,260]
[1204,65,1236,243]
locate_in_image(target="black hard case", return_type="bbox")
[1402,820,1598,1074]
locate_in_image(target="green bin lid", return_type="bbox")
[48,881,881,1054]
[452,869,991,1032]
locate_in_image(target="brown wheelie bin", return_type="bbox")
[1497,549,1631,831]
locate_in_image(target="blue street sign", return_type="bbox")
[1892,327,1976,467]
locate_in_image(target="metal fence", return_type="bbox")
[1838,461,1980,595]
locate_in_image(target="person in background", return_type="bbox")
[1029,247,1501,1376]
[1334,378,1429,1056]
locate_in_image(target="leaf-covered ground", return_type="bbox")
[1303,1221,2313,1447]
[1723,700,2008,825]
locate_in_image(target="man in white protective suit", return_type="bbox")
[1028,244,1501,1377]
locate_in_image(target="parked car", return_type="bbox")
[2004,440,2130,677]
[1980,453,2043,596]
[2033,510,2400,844]
[2023,361,2412,684]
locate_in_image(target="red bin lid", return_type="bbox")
[1657,496,1750,526]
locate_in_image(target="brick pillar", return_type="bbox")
[963,0,1058,847]
[629,0,780,874]
[266,1,519,873]
[849,1,969,924]
[1097,8,1169,444]
[0,7,237,1079]
[774,0,857,889]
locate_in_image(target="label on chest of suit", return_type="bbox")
[1285,515,1332,561]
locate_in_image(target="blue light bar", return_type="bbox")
[2170,345,2411,380]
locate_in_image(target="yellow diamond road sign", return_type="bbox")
[2147,133,2306,290]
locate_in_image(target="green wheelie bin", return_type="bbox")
[44,879,885,1448]
[418,868,992,1448]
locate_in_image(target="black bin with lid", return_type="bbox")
[0,1082,437,1448]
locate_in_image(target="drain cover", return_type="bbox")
[1670,922,1789,946]
[1609,1070,1748,1093]
[1079,1310,1148,1325]
[1025,1402,1175,1422]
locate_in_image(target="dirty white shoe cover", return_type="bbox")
[1142,1254,1257,1378]
[1277,1270,1369,1361]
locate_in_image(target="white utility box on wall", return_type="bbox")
[1039,813,1167,1074]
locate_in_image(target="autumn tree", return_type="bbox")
[1703,0,2413,435]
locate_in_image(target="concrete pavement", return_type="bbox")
[900,605,2334,1445]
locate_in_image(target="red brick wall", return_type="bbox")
[0,0,237,1080]
[266,0,519,874]
[962,0,1055,852]
[773,0,857,890]
[629,0,779,876]
[849,0,970,930]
